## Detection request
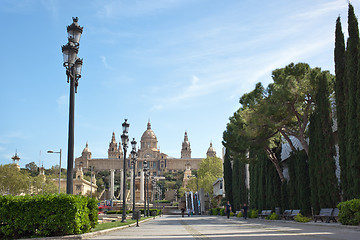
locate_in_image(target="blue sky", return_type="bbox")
[0,0,356,168]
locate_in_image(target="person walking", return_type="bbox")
[225,201,232,219]
[181,207,185,217]
[242,203,248,219]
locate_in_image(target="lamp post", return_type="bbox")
[143,160,148,217]
[89,166,95,197]
[130,138,137,219]
[61,17,83,195]
[146,172,150,217]
[121,119,130,222]
[47,149,62,194]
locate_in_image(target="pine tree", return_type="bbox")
[223,149,233,206]
[345,3,360,200]
[334,15,347,200]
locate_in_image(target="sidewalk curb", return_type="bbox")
[21,217,156,240]
[217,215,360,230]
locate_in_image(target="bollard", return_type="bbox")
[136,211,140,227]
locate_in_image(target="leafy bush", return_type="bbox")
[209,208,221,215]
[294,213,311,222]
[230,212,235,217]
[338,198,360,225]
[0,194,98,239]
[220,208,225,216]
[237,211,243,218]
[266,212,279,220]
[249,209,259,218]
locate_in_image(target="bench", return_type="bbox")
[314,208,333,223]
[288,209,300,220]
[330,208,339,223]
[259,210,272,218]
[281,210,292,220]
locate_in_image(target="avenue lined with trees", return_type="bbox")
[222,3,360,221]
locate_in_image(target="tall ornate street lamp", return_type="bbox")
[146,171,150,216]
[47,149,62,194]
[130,138,137,219]
[143,160,148,217]
[61,17,83,194]
[89,166,95,197]
[121,119,130,222]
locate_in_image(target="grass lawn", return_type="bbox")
[91,217,152,232]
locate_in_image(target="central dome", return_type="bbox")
[140,121,158,150]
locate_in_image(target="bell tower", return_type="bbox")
[181,131,191,158]
[108,132,120,159]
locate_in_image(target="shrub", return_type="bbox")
[211,208,219,216]
[0,194,98,239]
[230,212,235,217]
[237,211,243,218]
[220,208,225,216]
[294,213,311,223]
[266,212,279,220]
[249,209,259,218]
[337,198,360,225]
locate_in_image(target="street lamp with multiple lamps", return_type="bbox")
[130,138,137,220]
[120,119,130,222]
[47,149,62,194]
[143,160,149,217]
[61,17,83,194]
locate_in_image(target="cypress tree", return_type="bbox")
[308,112,320,214]
[345,3,360,200]
[334,16,347,200]
[223,149,233,206]
[287,154,298,210]
[295,150,311,215]
[232,157,241,211]
[238,160,248,206]
[316,72,339,207]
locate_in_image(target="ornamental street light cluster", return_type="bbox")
[130,138,137,220]
[121,119,130,222]
[61,17,83,194]
[143,160,150,217]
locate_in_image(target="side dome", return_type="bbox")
[82,142,91,153]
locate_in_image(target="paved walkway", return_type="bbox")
[87,215,360,240]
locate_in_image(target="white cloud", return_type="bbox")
[101,56,112,69]
[94,0,189,18]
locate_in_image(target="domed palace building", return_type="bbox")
[75,121,217,200]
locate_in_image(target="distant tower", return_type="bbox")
[206,141,216,158]
[76,163,84,180]
[181,131,191,158]
[11,151,20,170]
[108,132,121,159]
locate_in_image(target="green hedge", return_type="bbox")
[154,200,171,203]
[338,198,360,225]
[107,210,132,214]
[138,209,161,215]
[0,194,98,239]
